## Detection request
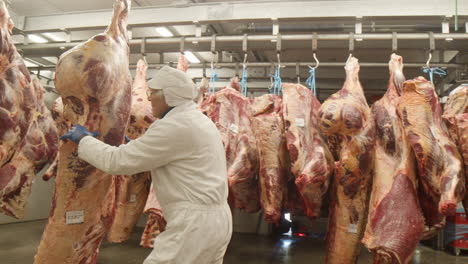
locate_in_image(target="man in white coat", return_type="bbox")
[60,66,233,264]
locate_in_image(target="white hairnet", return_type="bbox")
[147,66,196,107]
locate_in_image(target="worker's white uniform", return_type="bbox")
[78,100,232,263]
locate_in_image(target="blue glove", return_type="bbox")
[124,136,131,143]
[60,124,100,144]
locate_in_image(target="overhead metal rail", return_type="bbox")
[17,32,468,54]
[28,61,464,72]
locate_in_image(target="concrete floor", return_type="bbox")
[0,220,467,264]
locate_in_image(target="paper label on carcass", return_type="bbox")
[230,124,239,134]
[348,224,358,234]
[295,118,305,128]
[129,194,137,203]
[66,210,84,225]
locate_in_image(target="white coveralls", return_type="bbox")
[77,67,232,264]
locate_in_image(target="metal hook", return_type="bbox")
[346,53,353,63]
[37,66,41,80]
[426,52,432,68]
[392,32,398,53]
[277,52,281,68]
[179,37,185,55]
[202,62,207,78]
[211,51,218,69]
[242,53,247,68]
[296,62,300,83]
[312,52,319,69]
[141,37,147,59]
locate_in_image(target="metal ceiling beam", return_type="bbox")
[27,61,463,72]
[18,0,468,33]
[16,32,468,57]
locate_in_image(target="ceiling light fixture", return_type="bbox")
[28,34,48,43]
[42,32,63,42]
[184,51,200,63]
[24,59,39,67]
[155,27,173,37]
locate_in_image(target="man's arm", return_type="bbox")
[77,120,191,175]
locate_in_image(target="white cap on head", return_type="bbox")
[147,66,196,107]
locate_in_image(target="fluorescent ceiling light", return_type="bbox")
[184,51,200,63]
[42,32,64,42]
[155,27,173,37]
[42,57,58,63]
[445,37,453,41]
[28,34,48,43]
[356,38,363,41]
[24,60,39,67]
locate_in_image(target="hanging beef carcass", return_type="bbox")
[196,77,209,106]
[140,182,167,248]
[442,86,468,216]
[0,1,58,219]
[251,94,289,224]
[362,54,424,264]
[318,57,375,264]
[282,83,334,219]
[200,77,260,212]
[177,53,188,72]
[107,58,153,243]
[42,97,68,181]
[34,1,132,263]
[397,77,465,237]
[0,80,59,219]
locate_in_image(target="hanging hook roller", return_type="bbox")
[296,62,300,83]
[179,37,185,54]
[392,32,397,53]
[349,32,355,54]
[312,32,318,53]
[276,33,282,58]
[202,62,206,78]
[242,34,248,67]
[426,32,435,68]
[141,37,147,59]
[211,34,217,54]
[242,34,248,54]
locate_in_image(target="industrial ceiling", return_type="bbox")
[7,0,468,101]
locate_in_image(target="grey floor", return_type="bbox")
[0,220,467,264]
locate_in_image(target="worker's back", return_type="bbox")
[149,101,228,213]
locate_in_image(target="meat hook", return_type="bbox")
[312,52,319,69]
[426,52,432,68]
[346,53,353,64]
